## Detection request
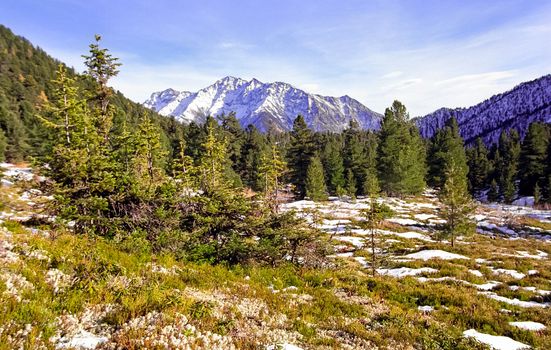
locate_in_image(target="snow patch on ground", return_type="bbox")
[468,269,484,277]
[509,321,546,331]
[463,329,531,350]
[403,249,469,261]
[376,267,438,278]
[490,268,526,280]
[480,292,550,308]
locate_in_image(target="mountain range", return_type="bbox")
[145,75,551,144]
[144,76,382,132]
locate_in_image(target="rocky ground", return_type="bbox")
[1,163,550,349]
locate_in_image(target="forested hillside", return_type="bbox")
[0,25,184,162]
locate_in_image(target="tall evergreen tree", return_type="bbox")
[518,122,549,196]
[497,130,521,203]
[427,117,468,189]
[343,120,365,195]
[305,154,328,201]
[377,100,426,196]
[467,138,491,196]
[240,124,268,191]
[322,138,345,195]
[345,168,357,198]
[287,115,315,198]
[439,160,475,247]
[259,144,286,213]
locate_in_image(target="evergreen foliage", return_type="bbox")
[427,117,468,189]
[518,122,549,196]
[496,130,521,203]
[305,154,328,201]
[287,115,315,198]
[466,138,491,196]
[321,137,345,195]
[377,100,426,196]
[439,160,476,247]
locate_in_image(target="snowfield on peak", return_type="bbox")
[144,76,382,132]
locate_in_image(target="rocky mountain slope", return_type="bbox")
[416,75,551,145]
[144,76,382,132]
[146,74,551,143]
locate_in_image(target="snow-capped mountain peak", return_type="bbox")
[144,77,382,132]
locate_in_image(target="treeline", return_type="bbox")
[465,124,551,204]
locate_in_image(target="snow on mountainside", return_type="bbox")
[144,76,382,132]
[416,75,551,145]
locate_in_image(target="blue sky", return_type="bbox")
[1,0,550,115]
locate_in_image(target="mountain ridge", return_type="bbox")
[144,76,383,132]
[145,74,551,142]
[416,74,551,144]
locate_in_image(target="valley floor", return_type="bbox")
[1,163,550,349]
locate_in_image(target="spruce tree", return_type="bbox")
[287,115,315,198]
[322,138,345,195]
[343,120,365,195]
[439,160,475,247]
[305,154,328,201]
[427,117,468,189]
[467,138,491,196]
[377,100,426,196]
[519,122,549,196]
[240,124,268,191]
[345,168,357,198]
[130,115,167,199]
[198,123,228,193]
[82,34,121,141]
[259,144,286,213]
[497,130,521,203]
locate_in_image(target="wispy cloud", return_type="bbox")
[4,0,548,116]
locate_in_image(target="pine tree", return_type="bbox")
[343,120,365,195]
[259,144,286,213]
[287,115,315,198]
[427,117,468,189]
[439,160,475,247]
[240,124,268,191]
[467,138,491,196]
[488,179,499,202]
[198,123,228,194]
[345,168,357,198]
[82,34,121,141]
[519,122,549,196]
[497,130,521,203]
[322,138,345,195]
[377,100,426,196]
[173,139,196,195]
[130,115,167,199]
[305,154,327,201]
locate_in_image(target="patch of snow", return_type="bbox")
[490,268,525,280]
[413,214,436,221]
[481,292,550,308]
[403,249,469,261]
[388,217,421,226]
[376,267,438,278]
[509,321,546,331]
[468,269,484,277]
[334,236,364,248]
[512,197,535,207]
[463,329,531,350]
